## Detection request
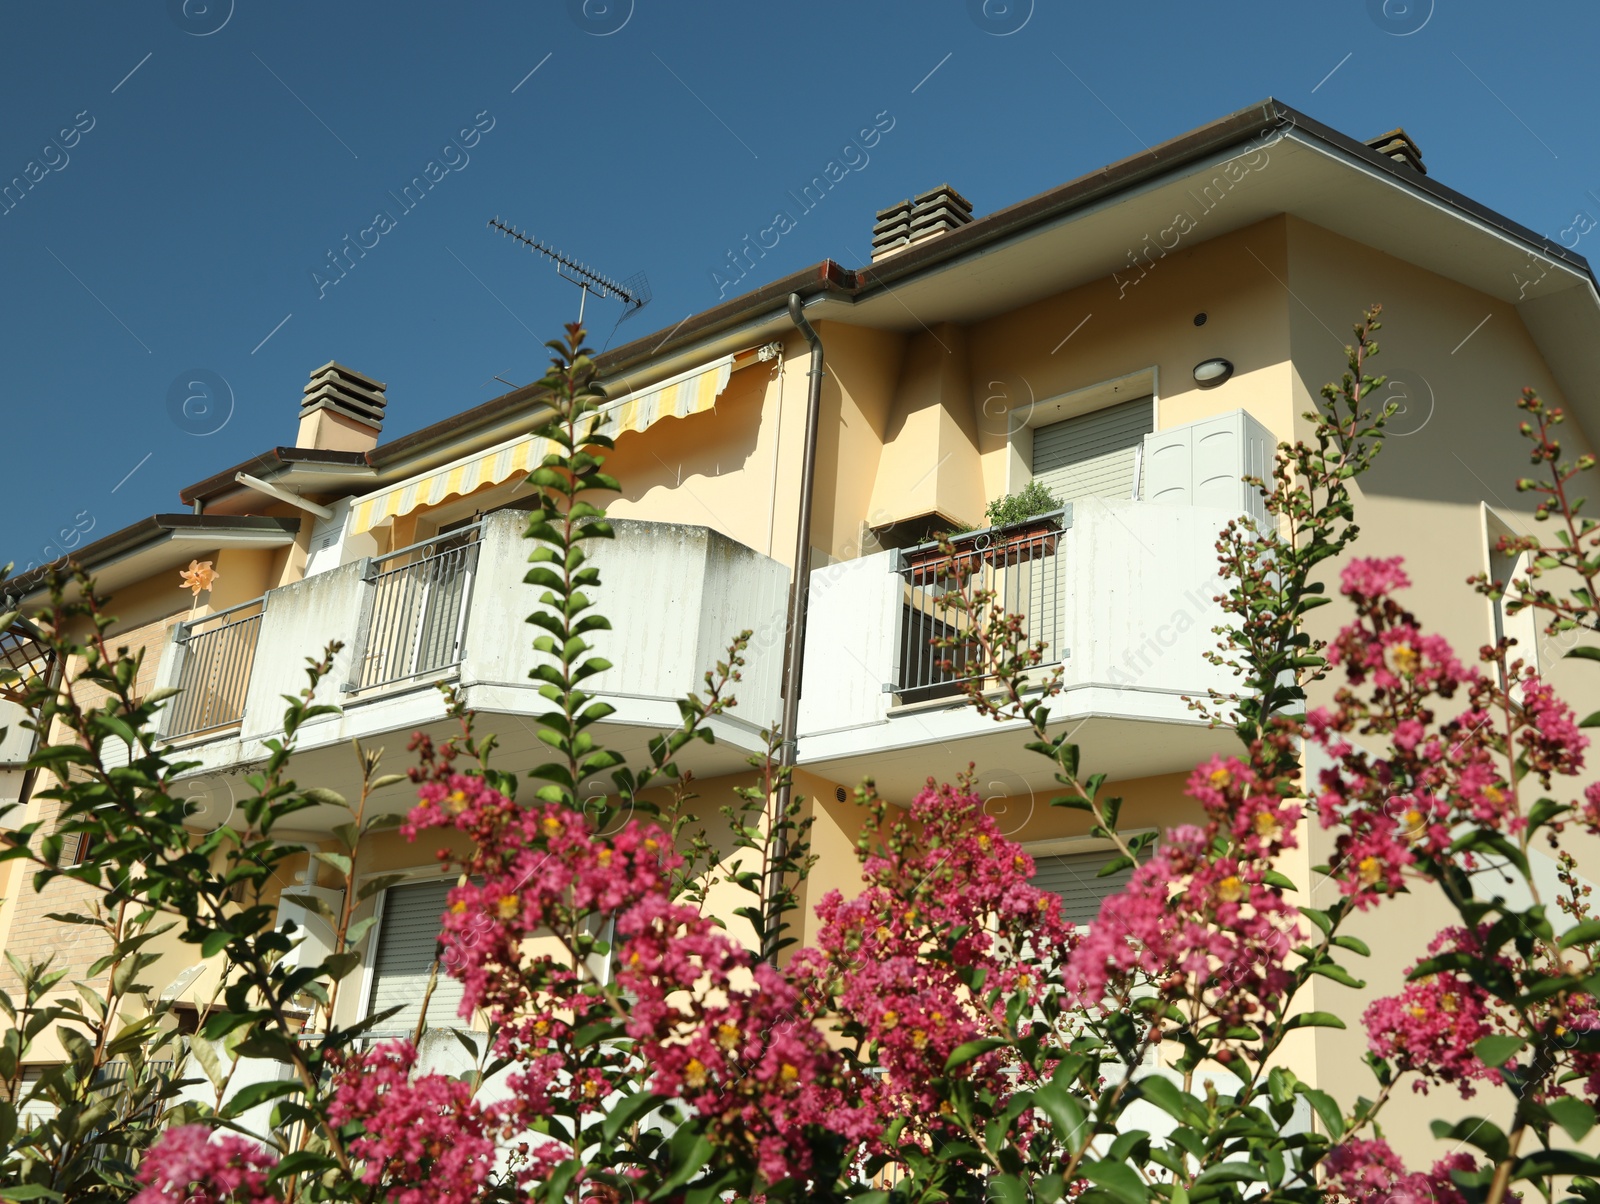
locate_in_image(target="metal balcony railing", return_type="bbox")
[353,523,482,691]
[167,598,265,739]
[892,508,1068,704]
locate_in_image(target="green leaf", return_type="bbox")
[944,1037,1008,1072]
[1299,1086,1344,1140]
[222,1078,303,1119]
[1083,1159,1147,1204]
[651,1127,713,1199]
[200,929,233,958]
[1134,1075,1194,1124]
[989,1174,1029,1204]
[1431,1118,1508,1164]
[1308,962,1366,989]
[1196,1165,1266,1186]
[1474,1035,1525,1068]
[1034,1082,1090,1150]
[1561,920,1600,949]
[312,851,352,877]
[1546,1096,1596,1142]
[601,1090,662,1145]
[1282,1011,1347,1033]
[1566,646,1600,662]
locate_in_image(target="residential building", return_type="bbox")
[2,98,1597,1163]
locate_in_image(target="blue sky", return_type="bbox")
[1,0,1594,572]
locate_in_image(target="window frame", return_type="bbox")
[352,867,467,1034]
[1004,367,1160,499]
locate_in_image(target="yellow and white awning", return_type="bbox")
[348,354,736,535]
[594,353,733,440]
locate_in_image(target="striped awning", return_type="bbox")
[348,354,736,535]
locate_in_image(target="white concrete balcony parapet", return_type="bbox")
[797,496,1246,800]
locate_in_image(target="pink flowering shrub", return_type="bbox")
[399,755,843,1186]
[790,780,1078,1149]
[1305,556,1590,903]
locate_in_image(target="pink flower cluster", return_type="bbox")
[1321,1137,1473,1204]
[405,772,677,1025]
[1363,928,1506,1097]
[133,1125,276,1204]
[1305,557,1590,904]
[325,1040,498,1204]
[617,899,843,1181]
[790,782,1079,1143]
[1064,756,1302,1043]
[404,767,843,1184]
[1519,676,1588,781]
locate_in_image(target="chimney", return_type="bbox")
[871,183,974,261]
[871,198,914,260]
[296,361,387,452]
[1364,128,1427,175]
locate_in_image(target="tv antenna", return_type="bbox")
[488,216,651,326]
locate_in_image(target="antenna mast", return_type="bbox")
[487,216,651,326]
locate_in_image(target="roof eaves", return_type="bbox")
[364,260,857,473]
[179,447,373,506]
[1270,103,1591,276]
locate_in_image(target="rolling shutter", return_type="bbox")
[1032,398,1154,502]
[1031,848,1143,926]
[367,878,469,1034]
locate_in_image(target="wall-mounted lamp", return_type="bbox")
[1192,357,1234,388]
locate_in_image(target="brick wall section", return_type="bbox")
[0,613,185,992]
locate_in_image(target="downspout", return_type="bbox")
[762,294,824,964]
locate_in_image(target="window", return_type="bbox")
[1029,842,1149,926]
[1484,506,1539,678]
[11,1067,57,1130]
[363,878,469,1035]
[1031,397,1155,504]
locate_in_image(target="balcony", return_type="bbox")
[796,496,1246,799]
[153,512,790,816]
[166,599,266,740]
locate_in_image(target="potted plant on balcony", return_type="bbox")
[978,480,1065,560]
[903,481,1065,575]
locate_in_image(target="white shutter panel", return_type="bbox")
[14,1068,57,1130]
[1031,848,1143,926]
[1032,398,1154,502]
[368,879,469,1033]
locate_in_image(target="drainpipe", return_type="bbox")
[762,294,824,964]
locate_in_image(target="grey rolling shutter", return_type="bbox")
[1031,848,1142,926]
[1032,398,1154,502]
[368,879,469,1033]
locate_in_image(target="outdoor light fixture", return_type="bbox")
[1192,357,1234,388]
